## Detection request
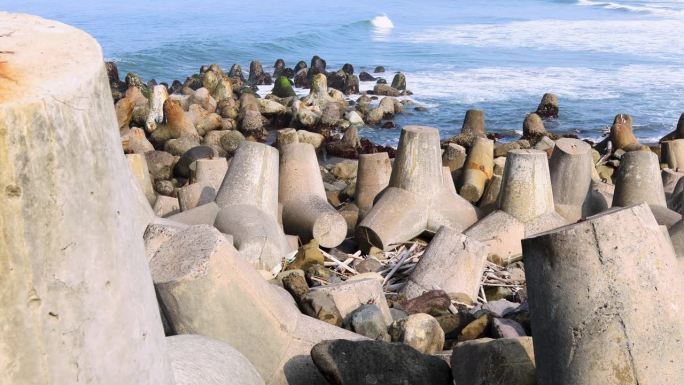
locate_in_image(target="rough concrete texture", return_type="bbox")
[216,141,280,220]
[192,158,228,192]
[214,204,289,270]
[460,137,494,203]
[178,182,216,211]
[153,195,181,217]
[0,12,173,385]
[358,126,480,250]
[311,278,393,326]
[465,210,525,264]
[451,337,535,385]
[403,226,487,303]
[498,149,555,223]
[168,334,265,385]
[523,203,684,384]
[151,225,364,385]
[354,152,392,219]
[613,150,667,208]
[662,140,684,171]
[127,153,157,205]
[549,138,593,222]
[279,143,346,247]
[166,201,220,225]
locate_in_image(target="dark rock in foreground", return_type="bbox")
[311,339,453,385]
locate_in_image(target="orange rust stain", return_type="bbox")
[0,58,20,102]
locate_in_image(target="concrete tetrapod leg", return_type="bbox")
[498,149,566,235]
[612,150,667,207]
[464,210,525,265]
[168,334,265,385]
[549,138,593,222]
[214,204,289,271]
[522,203,684,385]
[354,152,392,220]
[460,137,494,203]
[279,143,346,247]
[150,225,364,385]
[357,126,480,251]
[215,141,280,220]
[402,226,487,303]
[192,158,228,192]
[662,140,684,171]
[0,13,173,385]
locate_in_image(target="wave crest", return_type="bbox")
[370,14,394,29]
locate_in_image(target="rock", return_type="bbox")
[436,311,475,338]
[155,180,176,196]
[442,143,466,172]
[294,68,309,88]
[610,113,641,151]
[311,340,453,385]
[164,136,201,156]
[258,97,286,115]
[145,150,177,180]
[350,304,391,341]
[330,160,358,180]
[366,107,384,124]
[297,130,325,150]
[355,258,382,273]
[391,72,406,91]
[248,60,272,86]
[359,71,376,81]
[174,145,214,178]
[286,239,324,271]
[272,75,296,98]
[218,130,245,154]
[308,55,327,81]
[320,102,342,126]
[402,290,452,317]
[311,278,393,326]
[536,93,558,118]
[373,83,401,96]
[458,314,491,341]
[188,87,217,113]
[522,112,545,137]
[390,313,445,354]
[121,127,154,154]
[344,74,360,95]
[451,337,536,385]
[491,318,527,338]
[374,66,386,73]
[164,99,199,139]
[480,299,519,317]
[342,63,354,75]
[300,290,343,326]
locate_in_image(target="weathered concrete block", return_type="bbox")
[151,225,363,385]
[549,138,593,222]
[498,149,555,223]
[168,334,265,385]
[127,153,157,205]
[613,150,667,207]
[460,137,494,203]
[354,152,391,220]
[192,157,228,192]
[166,201,219,225]
[403,226,487,303]
[153,195,181,217]
[465,210,525,264]
[0,13,172,384]
[523,203,684,384]
[178,182,216,211]
[280,143,346,248]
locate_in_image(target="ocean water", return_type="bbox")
[2,0,683,145]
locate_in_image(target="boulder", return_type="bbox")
[535,93,558,118]
[451,337,535,385]
[389,313,445,354]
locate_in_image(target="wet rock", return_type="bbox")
[536,93,558,118]
[373,84,401,97]
[272,75,296,98]
[391,72,406,91]
[374,66,386,73]
[248,60,272,86]
[451,337,536,385]
[359,71,376,81]
[350,304,391,341]
[294,68,309,88]
[311,340,453,385]
[389,313,445,354]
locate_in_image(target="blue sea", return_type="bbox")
[2,0,683,145]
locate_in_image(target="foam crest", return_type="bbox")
[370,14,394,29]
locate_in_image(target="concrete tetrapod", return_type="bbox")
[548,138,593,222]
[357,126,480,251]
[402,226,488,303]
[612,150,667,207]
[523,203,684,385]
[168,334,265,385]
[354,152,392,220]
[0,13,173,384]
[497,149,566,236]
[150,225,364,385]
[460,137,494,203]
[213,141,288,268]
[279,143,347,247]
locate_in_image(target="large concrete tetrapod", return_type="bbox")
[662,139,684,171]
[354,152,392,220]
[214,141,287,269]
[402,226,487,303]
[523,203,684,384]
[497,149,566,236]
[549,138,593,221]
[460,137,494,203]
[151,225,363,385]
[357,126,480,250]
[612,150,667,207]
[279,143,347,248]
[0,13,173,384]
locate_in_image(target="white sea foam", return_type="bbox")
[370,14,394,29]
[404,65,684,104]
[405,19,684,59]
[577,0,684,17]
